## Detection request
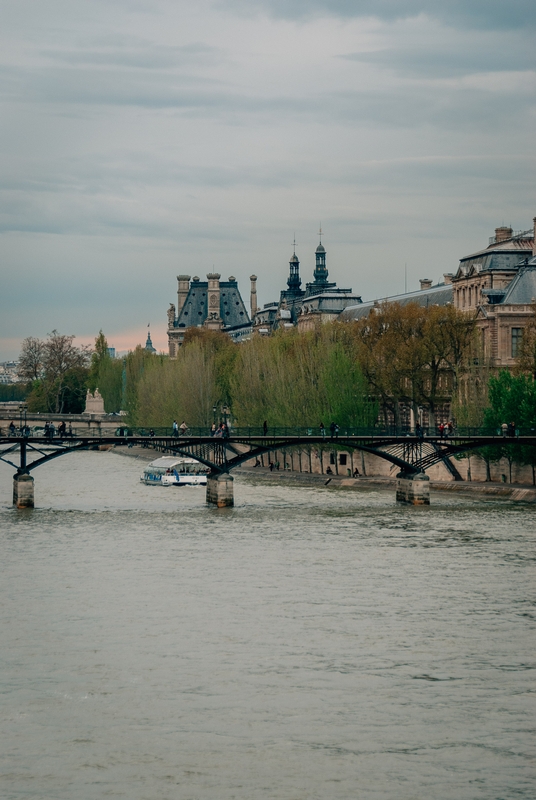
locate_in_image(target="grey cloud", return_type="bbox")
[226,0,536,29]
[341,40,535,79]
[42,42,222,70]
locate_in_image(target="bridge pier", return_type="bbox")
[396,471,430,505]
[13,473,34,509]
[206,473,234,507]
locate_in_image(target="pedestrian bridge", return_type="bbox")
[2,427,535,508]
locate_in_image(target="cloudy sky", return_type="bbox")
[1,0,535,358]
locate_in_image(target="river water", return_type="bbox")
[0,451,534,799]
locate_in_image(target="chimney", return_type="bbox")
[205,273,223,330]
[495,226,513,243]
[177,275,191,314]
[443,273,454,285]
[420,278,433,291]
[250,274,258,318]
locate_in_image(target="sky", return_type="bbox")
[1,0,535,359]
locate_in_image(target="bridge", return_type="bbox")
[2,427,535,508]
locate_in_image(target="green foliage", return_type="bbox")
[229,327,376,428]
[0,384,27,402]
[484,371,536,431]
[88,331,123,412]
[26,367,89,414]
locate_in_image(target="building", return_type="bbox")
[167,274,251,356]
[451,220,536,368]
[253,234,363,334]
[340,278,454,322]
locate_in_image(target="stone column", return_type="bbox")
[205,273,223,330]
[177,275,191,315]
[13,473,34,508]
[250,274,258,318]
[206,473,234,507]
[396,471,430,505]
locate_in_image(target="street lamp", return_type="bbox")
[19,404,23,435]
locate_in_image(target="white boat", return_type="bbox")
[141,456,209,486]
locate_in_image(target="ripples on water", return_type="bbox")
[1,451,534,799]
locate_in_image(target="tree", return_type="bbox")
[23,331,91,413]
[514,303,536,379]
[18,337,44,381]
[88,331,123,413]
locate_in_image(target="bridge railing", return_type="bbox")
[6,424,535,440]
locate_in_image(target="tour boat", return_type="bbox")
[141,456,209,486]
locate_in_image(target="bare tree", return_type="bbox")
[18,337,45,381]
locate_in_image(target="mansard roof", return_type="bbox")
[340,282,453,321]
[175,278,250,330]
[455,234,533,278]
[500,264,536,306]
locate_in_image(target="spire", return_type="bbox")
[287,236,302,294]
[145,325,156,353]
[314,227,328,284]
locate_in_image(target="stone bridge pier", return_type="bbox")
[206,473,234,507]
[13,473,34,508]
[396,471,430,505]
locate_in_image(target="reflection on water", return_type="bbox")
[1,451,534,799]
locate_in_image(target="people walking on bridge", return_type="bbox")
[172,420,179,437]
[179,421,188,436]
[263,420,268,436]
[320,422,325,438]
[49,422,56,439]
[8,421,16,436]
[58,421,66,438]
[501,422,508,437]
[210,423,217,436]
[329,422,339,439]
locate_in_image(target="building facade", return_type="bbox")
[167,274,252,356]
[252,235,363,334]
[451,221,536,368]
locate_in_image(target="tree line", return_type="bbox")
[16,303,536,444]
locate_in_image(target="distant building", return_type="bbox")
[107,347,116,359]
[452,220,536,368]
[340,278,454,322]
[167,274,251,356]
[145,329,156,353]
[253,234,363,334]
[0,361,22,384]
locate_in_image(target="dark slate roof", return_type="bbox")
[499,265,536,305]
[340,283,453,321]
[457,236,533,275]
[175,279,250,330]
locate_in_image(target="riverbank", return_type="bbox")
[111,445,536,502]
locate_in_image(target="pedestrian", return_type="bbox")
[179,420,188,436]
[353,467,360,478]
[149,429,155,438]
[49,422,56,439]
[9,421,16,436]
[172,420,179,437]
[68,422,73,437]
[438,422,445,440]
[508,421,516,438]
[275,460,280,471]
[269,461,274,472]
[334,423,339,439]
[326,465,333,475]
[330,421,336,439]
[210,423,217,436]
[263,420,268,436]
[501,422,508,437]
[320,422,325,439]
[44,421,50,438]
[447,421,453,436]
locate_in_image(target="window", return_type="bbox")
[511,328,523,358]
[339,454,347,466]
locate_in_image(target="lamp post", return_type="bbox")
[19,404,23,436]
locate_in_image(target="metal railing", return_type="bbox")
[3,424,535,440]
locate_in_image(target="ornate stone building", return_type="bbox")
[167,274,251,356]
[252,235,363,334]
[451,219,536,367]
